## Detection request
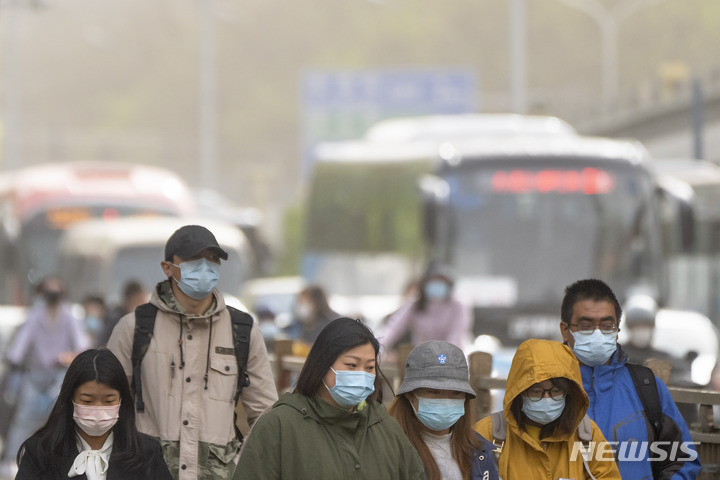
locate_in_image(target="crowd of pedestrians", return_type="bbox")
[0,223,706,479]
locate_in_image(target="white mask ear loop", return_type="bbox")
[168,262,181,284]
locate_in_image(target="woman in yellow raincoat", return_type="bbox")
[475,339,621,480]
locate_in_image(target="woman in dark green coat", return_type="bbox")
[234,317,425,480]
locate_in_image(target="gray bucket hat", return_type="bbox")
[397,340,476,398]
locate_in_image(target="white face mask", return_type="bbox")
[629,326,654,348]
[73,403,120,437]
[424,281,449,300]
[572,330,618,366]
[295,302,313,322]
[324,368,376,408]
[521,396,566,425]
[171,258,220,300]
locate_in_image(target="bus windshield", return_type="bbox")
[438,160,663,306]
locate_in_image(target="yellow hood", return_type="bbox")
[503,339,588,434]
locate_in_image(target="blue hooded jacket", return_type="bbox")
[580,346,702,480]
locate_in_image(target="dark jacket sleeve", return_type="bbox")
[652,378,702,480]
[105,433,172,480]
[15,437,54,480]
[136,433,173,480]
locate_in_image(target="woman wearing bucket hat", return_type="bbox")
[388,340,499,480]
[234,317,425,480]
[474,339,621,480]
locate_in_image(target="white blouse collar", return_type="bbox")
[68,431,113,480]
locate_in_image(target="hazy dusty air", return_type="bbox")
[2,0,720,215]
[1,4,720,477]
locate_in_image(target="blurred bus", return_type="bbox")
[0,162,196,304]
[302,114,578,327]
[303,115,695,343]
[56,216,254,307]
[648,158,720,326]
[361,113,577,143]
[423,136,691,343]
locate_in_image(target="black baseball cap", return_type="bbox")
[164,225,228,262]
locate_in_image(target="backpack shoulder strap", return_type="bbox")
[576,414,598,480]
[577,413,593,444]
[227,306,254,401]
[489,410,506,463]
[131,303,158,414]
[626,362,663,440]
[490,411,506,442]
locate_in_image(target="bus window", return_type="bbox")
[303,159,430,300]
[439,161,660,311]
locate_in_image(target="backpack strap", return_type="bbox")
[490,410,506,443]
[131,303,158,414]
[576,413,596,478]
[577,413,593,444]
[490,410,506,463]
[228,306,254,401]
[626,363,663,440]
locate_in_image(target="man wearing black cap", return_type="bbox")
[108,225,278,480]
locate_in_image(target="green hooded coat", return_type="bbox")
[234,392,425,479]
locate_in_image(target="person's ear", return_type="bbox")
[161,261,174,278]
[560,321,574,347]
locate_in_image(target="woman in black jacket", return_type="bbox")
[15,348,172,480]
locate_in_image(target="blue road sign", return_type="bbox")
[300,68,477,174]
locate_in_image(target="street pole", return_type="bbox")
[509,0,527,114]
[692,78,704,160]
[601,17,617,110]
[551,0,675,110]
[199,0,217,189]
[2,0,21,169]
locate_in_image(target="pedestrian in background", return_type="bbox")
[0,276,88,476]
[235,317,425,480]
[98,280,147,348]
[380,270,471,352]
[284,284,340,355]
[81,295,107,349]
[388,340,499,480]
[15,348,172,480]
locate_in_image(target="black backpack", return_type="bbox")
[130,303,254,414]
[626,362,663,440]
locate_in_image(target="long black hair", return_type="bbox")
[17,349,146,472]
[294,317,388,403]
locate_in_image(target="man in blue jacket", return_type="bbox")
[559,279,701,480]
